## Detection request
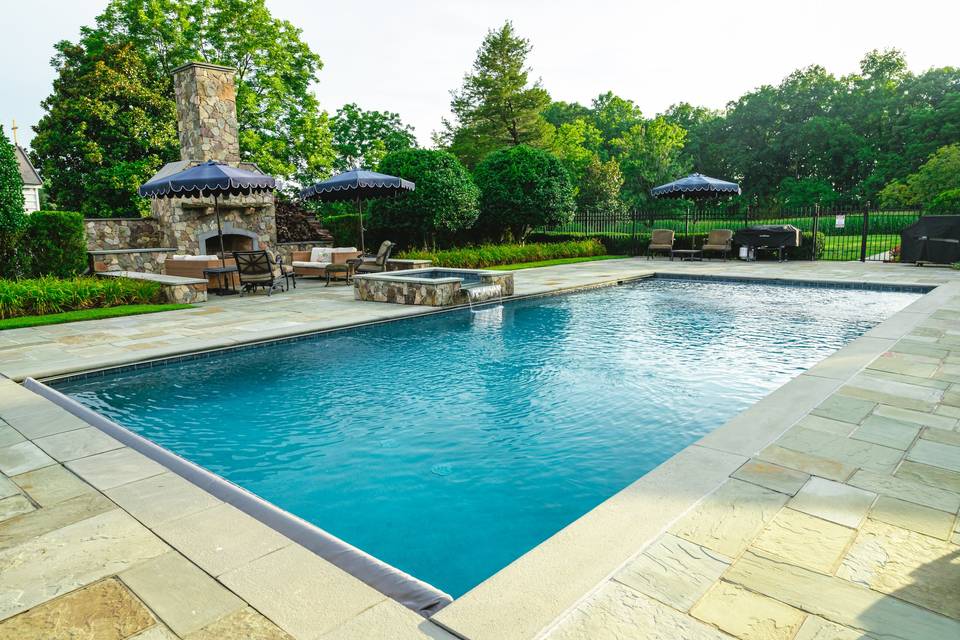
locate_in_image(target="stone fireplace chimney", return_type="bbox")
[146,62,278,258]
[173,62,241,163]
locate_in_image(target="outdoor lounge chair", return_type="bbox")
[354,241,396,274]
[702,229,734,260]
[647,229,675,260]
[232,250,290,296]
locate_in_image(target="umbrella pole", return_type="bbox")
[215,194,227,269]
[357,197,366,254]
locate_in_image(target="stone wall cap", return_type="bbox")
[172,61,237,75]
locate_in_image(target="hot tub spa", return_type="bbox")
[354,267,514,306]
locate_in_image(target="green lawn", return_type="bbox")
[0,303,192,331]
[486,255,629,270]
[820,234,901,261]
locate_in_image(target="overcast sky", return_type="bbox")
[2,0,958,150]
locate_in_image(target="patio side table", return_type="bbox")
[203,266,239,296]
[324,263,354,286]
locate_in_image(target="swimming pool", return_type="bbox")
[54,278,918,598]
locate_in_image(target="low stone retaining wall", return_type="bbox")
[97,271,207,304]
[89,248,178,273]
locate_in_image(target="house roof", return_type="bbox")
[15,145,42,186]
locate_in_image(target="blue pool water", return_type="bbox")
[55,279,918,597]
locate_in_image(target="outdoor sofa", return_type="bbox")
[164,255,238,289]
[291,247,362,278]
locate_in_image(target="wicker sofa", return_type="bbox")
[164,255,238,289]
[291,247,362,278]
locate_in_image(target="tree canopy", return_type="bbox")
[33,0,336,216]
[440,21,552,167]
[678,50,960,207]
[331,103,417,171]
[31,42,178,217]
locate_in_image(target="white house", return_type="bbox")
[14,144,41,213]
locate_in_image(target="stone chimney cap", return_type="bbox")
[171,61,237,75]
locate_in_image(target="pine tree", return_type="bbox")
[443,22,551,167]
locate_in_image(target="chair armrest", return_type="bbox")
[292,251,310,261]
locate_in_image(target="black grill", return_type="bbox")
[733,225,801,262]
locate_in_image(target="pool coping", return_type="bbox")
[8,261,958,639]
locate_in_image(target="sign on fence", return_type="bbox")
[835,215,845,229]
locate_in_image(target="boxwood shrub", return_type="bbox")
[0,277,162,319]
[399,239,606,269]
[24,211,88,278]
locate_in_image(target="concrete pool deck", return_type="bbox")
[1,259,959,639]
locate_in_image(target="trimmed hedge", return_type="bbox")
[528,231,826,260]
[24,211,87,278]
[399,239,606,269]
[0,277,163,319]
[322,213,362,247]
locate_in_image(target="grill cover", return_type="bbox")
[899,215,960,264]
[732,225,801,248]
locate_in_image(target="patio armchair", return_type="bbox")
[355,241,396,274]
[232,250,289,296]
[702,229,734,260]
[647,229,675,260]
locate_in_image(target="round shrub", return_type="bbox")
[474,145,575,243]
[369,149,479,247]
[24,211,88,278]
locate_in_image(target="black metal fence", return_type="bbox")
[535,205,923,261]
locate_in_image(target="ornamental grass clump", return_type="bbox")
[0,277,163,319]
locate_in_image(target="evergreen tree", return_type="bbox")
[0,126,26,277]
[441,22,551,167]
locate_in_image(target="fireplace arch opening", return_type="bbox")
[198,224,259,256]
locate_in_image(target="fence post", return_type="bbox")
[859,208,870,262]
[631,209,638,256]
[811,204,820,261]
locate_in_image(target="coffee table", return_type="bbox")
[671,249,703,262]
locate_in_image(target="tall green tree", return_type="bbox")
[31,43,178,217]
[441,21,551,167]
[40,0,335,196]
[0,126,27,277]
[331,103,417,171]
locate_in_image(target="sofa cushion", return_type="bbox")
[292,261,327,268]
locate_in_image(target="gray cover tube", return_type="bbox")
[24,377,452,617]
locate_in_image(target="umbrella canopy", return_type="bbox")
[138,161,276,273]
[138,160,276,199]
[650,173,741,199]
[300,169,414,202]
[300,170,415,252]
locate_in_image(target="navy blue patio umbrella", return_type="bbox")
[650,173,741,199]
[300,169,415,253]
[139,160,276,268]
